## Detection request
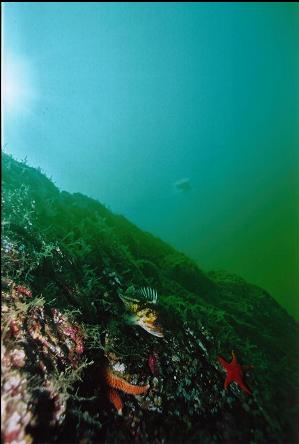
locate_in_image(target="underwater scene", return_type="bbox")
[1,3,299,444]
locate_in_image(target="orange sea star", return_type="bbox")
[218,351,253,395]
[105,370,149,415]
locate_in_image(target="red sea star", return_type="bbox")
[218,351,252,395]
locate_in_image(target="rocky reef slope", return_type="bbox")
[1,153,299,444]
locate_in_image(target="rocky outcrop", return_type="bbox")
[1,153,299,443]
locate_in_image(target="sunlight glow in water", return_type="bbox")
[2,54,36,116]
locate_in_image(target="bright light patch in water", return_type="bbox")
[1,53,37,116]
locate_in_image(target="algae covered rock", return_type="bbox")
[1,279,88,444]
[1,153,299,443]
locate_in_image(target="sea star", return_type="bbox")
[218,351,252,395]
[105,370,150,415]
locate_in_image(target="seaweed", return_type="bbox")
[2,152,299,443]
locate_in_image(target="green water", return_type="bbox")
[2,3,299,318]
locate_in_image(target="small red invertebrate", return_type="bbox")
[15,285,32,297]
[148,352,159,375]
[9,320,20,337]
[4,429,20,443]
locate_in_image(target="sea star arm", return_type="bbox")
[108,388,123,415]
[218,356,229,370]
[105,371,150,395]
[231,351,238,365]
[235,377,252,395]
[224,374,233,389]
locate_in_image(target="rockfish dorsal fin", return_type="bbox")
[136,287,158,304]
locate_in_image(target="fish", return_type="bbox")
[174,178,191,192]
[119,287,164,338]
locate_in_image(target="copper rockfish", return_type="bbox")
[119,287,164,338]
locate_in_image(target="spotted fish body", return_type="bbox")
[119,287,164,338]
